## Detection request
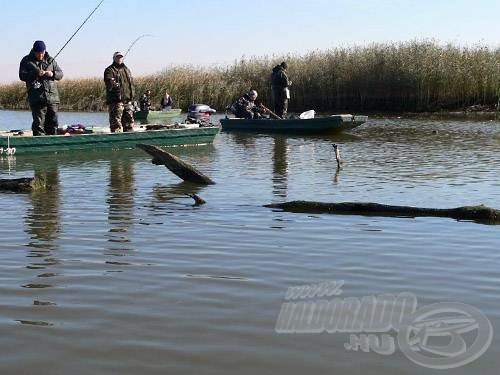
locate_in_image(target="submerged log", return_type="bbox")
[264,201,500,224]
[137,144,215,185]
[0,177,43,193]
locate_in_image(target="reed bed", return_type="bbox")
[1,41,498,113]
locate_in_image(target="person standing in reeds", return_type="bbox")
[104,52,135,132]
[271,61,291,118]
[19,40,64,136]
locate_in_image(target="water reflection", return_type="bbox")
[24,167,61,272]
[227,132,257,148]
[106,159,135,254]
[24,167,60,244]
[0,155,17,175]
[148,182,205,217]
[272,136,288,198]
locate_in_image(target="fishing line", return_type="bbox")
[124,34,154,57]
[53,0,105,60]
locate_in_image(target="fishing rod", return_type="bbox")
[52,0,105,61]
[124,34,154,57]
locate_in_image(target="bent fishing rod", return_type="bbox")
[124,34,154,57]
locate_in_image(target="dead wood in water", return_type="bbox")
[264,201,500,224]
[137,144,215,185]
[187,193,206,206]
[0,177,44,193]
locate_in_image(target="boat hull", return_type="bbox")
[134,109,182,122]
[0,126,219,155]
[220,114,367,133]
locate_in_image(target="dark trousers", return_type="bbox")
[31,103,59,136]
[235,110,254,119]
[273,92,288,118]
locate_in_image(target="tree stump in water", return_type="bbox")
[137,144,215,185]
[264,201,500,225]
[0,177,43,193]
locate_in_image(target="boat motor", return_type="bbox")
[187,104,216,124]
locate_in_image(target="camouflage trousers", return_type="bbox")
[108,102,135,132]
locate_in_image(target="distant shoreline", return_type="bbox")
[1,41,498,115]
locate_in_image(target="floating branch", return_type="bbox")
[264,201,500,225]
[332,143,342,169]
[137,144,215,185]
[187,193,206,206]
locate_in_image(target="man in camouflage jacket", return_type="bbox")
[104,52,136,132]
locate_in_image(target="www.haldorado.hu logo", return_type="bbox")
[275,281,492,369]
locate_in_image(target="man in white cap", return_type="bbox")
[104,51,135,132]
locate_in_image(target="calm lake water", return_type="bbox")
[0,110,499,374]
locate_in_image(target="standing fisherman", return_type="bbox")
[19,41,64,136]
[271,61,291,118]
[104,52,136,132]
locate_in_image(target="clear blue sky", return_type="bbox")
[1,0,499,84]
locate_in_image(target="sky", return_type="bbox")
[1,0,499,84]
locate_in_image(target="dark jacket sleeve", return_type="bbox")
[50,59,64,81]
[277,71,290,88]
[103,66,115,91]
[19,56,39,83]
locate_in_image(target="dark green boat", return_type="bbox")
[220,114,368,133]
[0,125,219,155]
[133,109,182,123]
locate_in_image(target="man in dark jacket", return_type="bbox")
[19,40,64,136]
[139,90,152,112]
[271,61,291,118]
[104,52,136,132]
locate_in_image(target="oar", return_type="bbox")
[258,103,282,119]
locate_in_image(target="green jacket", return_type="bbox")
[104,63,135,104]
[19,50,63,106]
[271,65,291,94]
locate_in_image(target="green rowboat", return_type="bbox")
[134,109,182,123]
[220,114,368,133]
[0,125,219,155]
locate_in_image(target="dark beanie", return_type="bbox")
[280,61,288,69]
[33,40,46,52]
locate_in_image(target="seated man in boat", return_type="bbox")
[139,90,152,112]
[231,90,266,119]
[160,91,174,111]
